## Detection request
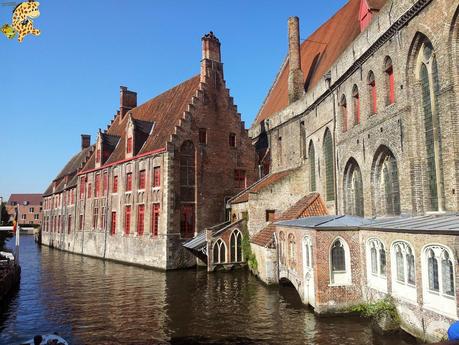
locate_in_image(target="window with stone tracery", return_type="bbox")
[330,238,351,285]
[422,245,456,318]
[213,239,226,264]
[391,241,416,301]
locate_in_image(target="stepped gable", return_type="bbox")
[81,75,201,171]
[230,169,294,204]
[255,0,387,124]
[44,146,93,196]
[250,192,328,247]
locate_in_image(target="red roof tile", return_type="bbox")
[250,193,328,247]
[8,194,42,205]
[81,75,200,172]
[256,0,386,124]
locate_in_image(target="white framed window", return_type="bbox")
[366,238,387,292]
[279,232,286,265]
[303,236,312,268]
[230,229,243,262]
[421,245,456,318]
[391,241,417,302]
[213,239,227,264]
[330,237,352,286]
[29,207,34,213]
[288,233,296,268]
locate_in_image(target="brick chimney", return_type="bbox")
[120,86,137,119]
[81,134,91,150]
[201,31,222,82]
[288,16,304,104]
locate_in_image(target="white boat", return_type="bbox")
[20,334,69,345]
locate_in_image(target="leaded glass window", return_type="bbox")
[332,240,345,272]
[323,129,334,201]
[309,141,316,192]
[396,246,405,282]
[442,251,455,296]
[371,245,378,274]
[230,230,243,262]
[213,239,226,264]
[424,246,455,297]
[344,159,364,217]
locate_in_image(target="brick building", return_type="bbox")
[41,32,257,269]
[217,0,459,341]
[6,194,43,226]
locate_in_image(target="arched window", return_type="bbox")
[308,141,316,191]
[330,238,351,285]
[417,40,443,211]
[323,129,335,202]
[371,146,401,216]
[391,241,416,301]
[368,71,377,114]
[343,158,364,217]
[422,245,456,317]
[288,233,296,267]
[213,239,226,264]
[366,238,387,291]
[352,85,360,126]
[384,56,395,105]
[180,141,195,238]
[279,232,286,265]
[340,95,348,132]
[303,236,312,268]
[230,229,243,262]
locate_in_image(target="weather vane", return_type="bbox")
[1,0,41,42]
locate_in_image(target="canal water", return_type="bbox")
[0,236,416,345]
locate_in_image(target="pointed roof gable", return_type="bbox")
[250,193,328,247]
[255,0,386,124]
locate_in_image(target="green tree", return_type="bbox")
[0,202,13,249]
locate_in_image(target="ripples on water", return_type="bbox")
[0,236,415,345]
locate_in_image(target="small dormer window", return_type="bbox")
[127,137,133,154]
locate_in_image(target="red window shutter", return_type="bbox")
[371,82,377,113]
[354,94,360,125]
[388,68,395,104]
[111,211,116,235]
[95,174,100,197]
[139,170,146,189]
[342,105,348,132]
[234,169,246,189]
[113,176,118,193]
[153,167,160,187]
[126,173,132,191]
[137,204,145,235]
[125,206,131,235]
[180,205,194,238]
[80,177,85,198]
[152,203,160,236]
[127,137,133,154]
[104,172,108,193]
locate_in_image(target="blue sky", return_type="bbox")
[0,0,346,199]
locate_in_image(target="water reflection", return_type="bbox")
[0,236,415,345]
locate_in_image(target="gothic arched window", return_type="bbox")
[352,85,360,126]
[368,71,377,114]
[213,239,226,264]
[343,158,364,217]
[323,129,335,202]
[309,141,316,192]
[230,229,243,262]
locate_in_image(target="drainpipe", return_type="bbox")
[103,169,110,259]
[325,71,339,215]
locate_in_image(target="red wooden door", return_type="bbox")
[180,205,194,238]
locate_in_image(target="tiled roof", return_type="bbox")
[44,146,93,196]
[82,75,200,171]
[8,194,42,205]
[230,169,295,204]
[255,0,386,124]
[250,192,328,247]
